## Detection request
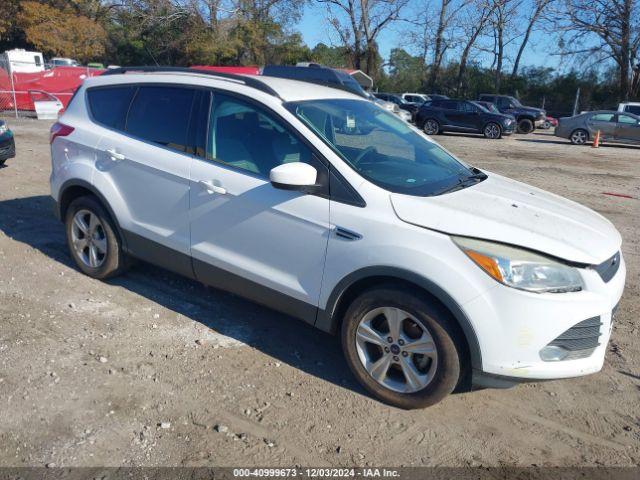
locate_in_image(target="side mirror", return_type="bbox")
[270,162,318,192]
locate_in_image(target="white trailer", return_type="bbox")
[1,49,45,73]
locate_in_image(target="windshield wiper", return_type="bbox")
[432,169,487,195]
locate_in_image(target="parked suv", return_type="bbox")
[50,67,625,409]
[478,94,545,133]
[415,99,515,139]
[0,120,16,166]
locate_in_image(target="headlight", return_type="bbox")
[0,124,7,135]
[452,236,584,293]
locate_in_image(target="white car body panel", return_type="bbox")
[390,173,621,265]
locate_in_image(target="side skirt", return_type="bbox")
[121,229,318,326]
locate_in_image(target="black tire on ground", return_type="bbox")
[0,159,6,167]
[483,122,502,139]
[517,118,534,134]
[423,119,441,135]
[341,285,466,409]
[65,195,129,279]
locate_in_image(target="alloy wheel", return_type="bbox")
[424,120,439,135]
[355,307,438,393]
[484,123,501,139]
[571,130,587,145]
[71,209,107,268]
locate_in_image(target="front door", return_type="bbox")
[189,92,331,322]
[615,114,640,143]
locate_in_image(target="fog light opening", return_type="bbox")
[540,345,570,362]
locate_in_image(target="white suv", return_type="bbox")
[50,67,625,409]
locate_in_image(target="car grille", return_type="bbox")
[546,316,602,360]
[593,251,621,283]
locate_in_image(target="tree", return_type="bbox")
[559,0,640,100]
[510,0,553,78]
[17,1,107,62]
[486,0,520,91]
[455,0,495,93]
[317,0,409,75]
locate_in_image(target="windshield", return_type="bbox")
[286,99,485,196]
[472,101,490,113]
[508,96,522,107]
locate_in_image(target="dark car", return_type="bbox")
[554,110,640,145]
[261,65,368,98]
[478,94,545,134]
[0,120,16,166]
[415,99,515,139]
[373,92,419,116]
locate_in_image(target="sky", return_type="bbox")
[297,3,563,72]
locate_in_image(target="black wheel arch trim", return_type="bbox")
[316,266,483,370]
[55,179,128,251]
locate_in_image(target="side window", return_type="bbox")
[459,102,476,113]
[207,94,313,177]
[442,100,458,110]
[87,86,137,131]
[624,105,640,115]
[618,115,639,125]
[590,113,616,122]
[497,97,511,109]
[34,56,41,66]
[125,86,196,153]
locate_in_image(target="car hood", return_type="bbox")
[390,173,621,265]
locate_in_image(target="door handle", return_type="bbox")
[198,180,227,195]
[105,148,125,161]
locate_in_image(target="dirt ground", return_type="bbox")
[0,118,638,468]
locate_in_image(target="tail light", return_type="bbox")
[50,122,74,144]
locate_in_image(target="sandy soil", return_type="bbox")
[0,119,638,467]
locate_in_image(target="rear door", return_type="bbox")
[615,114,640,143]
[587,112,617,141]
[92,84,199,277]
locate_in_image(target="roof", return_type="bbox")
[96,67,364,103]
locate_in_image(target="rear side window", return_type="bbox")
[590,113,616,122]
[87,86,136,131]
[125,86,196,152]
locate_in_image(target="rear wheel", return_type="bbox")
[65,196,129,279]
[570,129,588,145]
[341,286,465,409]
[483,122,502,139]
[423,119,440,135]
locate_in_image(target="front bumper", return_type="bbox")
[464,252,626,383]
[0,135,15,161]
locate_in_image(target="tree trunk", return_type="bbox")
[511,5,544,78]
[428,0,448,90]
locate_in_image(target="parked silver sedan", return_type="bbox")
[554,110,640,145]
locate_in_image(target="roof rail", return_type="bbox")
[101,66,282,99]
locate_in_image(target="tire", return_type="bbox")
[517,118,534,134]
[341,285,466,409]
[483,122,502,139]
[0,159,6,167]
[65,195,129,279]
[542,120,551,130]
[423,119,440,135]
[569,128,589,145]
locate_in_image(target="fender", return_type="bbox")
[55,178,128,252]
[316,266,483,370]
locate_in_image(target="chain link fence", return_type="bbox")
[1,57,102,119]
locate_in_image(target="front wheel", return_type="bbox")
[341,286,465,409]
[423,119,440,135]
[570,129,589,145]
[483,122,502,139]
